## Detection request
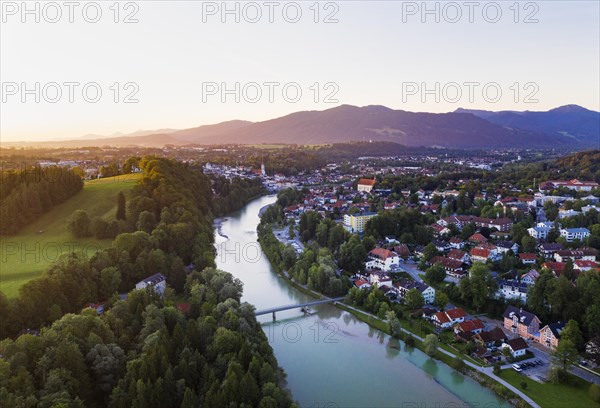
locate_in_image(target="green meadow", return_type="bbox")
[498,368,599,408]
[0,174,141,298]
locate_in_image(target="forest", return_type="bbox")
[0,167,83,235]
[0,158,295,407]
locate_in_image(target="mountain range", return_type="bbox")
[6,104,599,149]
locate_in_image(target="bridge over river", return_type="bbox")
[255,297,346,320]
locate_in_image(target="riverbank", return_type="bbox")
[256,222,533,407]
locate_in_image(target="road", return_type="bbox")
[395,261,425,282]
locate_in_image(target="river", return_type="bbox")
[215,195,509,408]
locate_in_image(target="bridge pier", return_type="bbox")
[272,311,276,321]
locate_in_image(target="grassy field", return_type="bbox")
[498,368,599,408]
[0,174,141,298]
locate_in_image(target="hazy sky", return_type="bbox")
[1,1,599,142]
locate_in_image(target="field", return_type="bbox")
[498,368,599,408]
[0,174,141,298]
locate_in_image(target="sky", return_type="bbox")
[1,0,599,142]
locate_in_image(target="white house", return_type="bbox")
[135,273,167,295]
[366,248,400,272]
[367,270,392,288]
[560,228,590,242]
[496,279,528,303]
[521,270,540,286]
[502,337,528,358]
[394,279,436,304]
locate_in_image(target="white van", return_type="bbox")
[512,364,522,372]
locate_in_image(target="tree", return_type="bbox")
[552,339,578,373]
[521,235,537,254]
[451,357,465,372]
[67,210,92,238]
[424,334,438,357]
[422,243,438,262]
[460,263,495,311]
[425,264,446,285]
[405,288,424,310]
[561,320,584,351]
[116,191,126,220]
[386,311,402,339]
[434,291,449,310]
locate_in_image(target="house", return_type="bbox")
[366,270,392,287]
[560,228,590,243]
[496,241,519,255]
[433,239,451,252]
[538,243,564,259]
[539,179,599,192]
[473,217,513,232]
[343,212,377,233]
[454,319,485,335]
[518,253,537,265]
[394,279,436,304]
[430,256,466,279]
[503,306,541,340]
[135,273,167,295]
[474,327,506,348]
[433,308,466,329]
[558,209,581,219]
[354,279,371,289]
[449,237,465,249]
[393,244,411,259]
[366,248,400,272]
[470,246,495,263]
[539,321,565,349]
[554,248,597,263]
[496,279,528,302]
[431,223,450,236]
[503,337,529,358]
[357,178,376,193]
[448,249,470,264]
[575,260,599,272]
[521,270,540,286]
[527,226,552,240]
[543,261,567,277]
[468,233,488,245]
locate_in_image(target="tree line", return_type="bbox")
[0,166,83,235]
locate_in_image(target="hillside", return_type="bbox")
[174,105,571,148]
[456,105,600,145]
[0,174,141,297]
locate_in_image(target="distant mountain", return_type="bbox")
[80,128,180,140]
[174,105,573,149]
[173,120,252,142]
[3,133,184,148]
[456,105,600,146]
[8,105,598,149]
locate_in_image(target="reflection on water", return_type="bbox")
[216,196,510,408]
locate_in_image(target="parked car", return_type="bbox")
[512,364,522,372]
